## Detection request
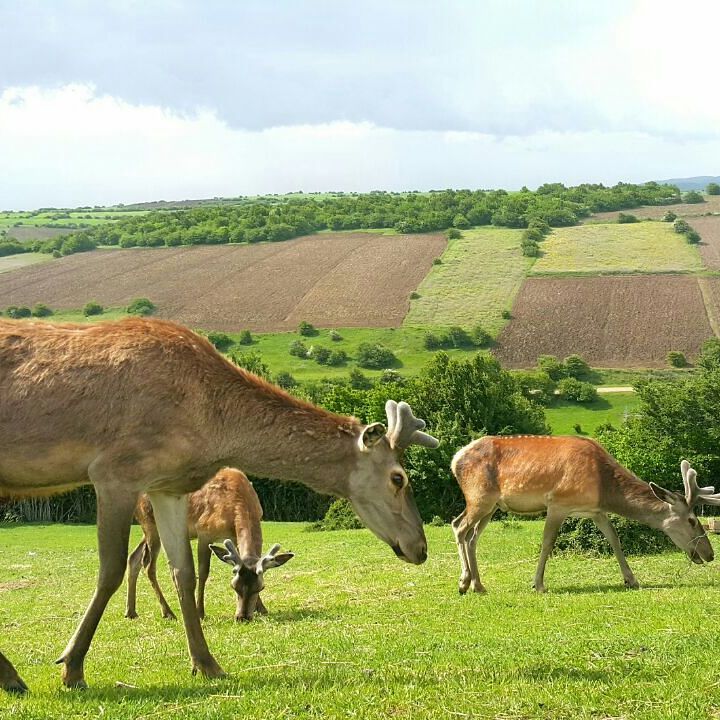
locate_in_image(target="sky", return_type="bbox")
[1,0,719,209]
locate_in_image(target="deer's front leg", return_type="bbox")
[533,508,567,593]
[57,485,138,688]
[196,539,211,621]
[593,513,640,590]
[148,493,225,679]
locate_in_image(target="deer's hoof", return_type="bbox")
[3,677,28,694]
[625,578,640,590]
[471,582,487,594]
[125,610,139,620]
[191,656,226,680]
[162,611,178,621]
[533,584,547,594]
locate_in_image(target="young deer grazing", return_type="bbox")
[451,436,720,594]
[125,467,293,623]
[0,317,438,692]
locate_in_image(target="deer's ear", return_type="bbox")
[260,552,294,572]
[359,423,386,451]
[649,482,681,506]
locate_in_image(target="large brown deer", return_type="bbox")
[451,435,720,594]
[125,467,293,622]
[0,317,438,692]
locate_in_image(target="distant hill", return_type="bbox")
[656,175,720,191]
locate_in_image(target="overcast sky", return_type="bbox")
[1,0,719,209]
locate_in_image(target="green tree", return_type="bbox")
[707,182,720,196]
[683,190,704,204]
[126,298,155,316]
[83,301,103,317]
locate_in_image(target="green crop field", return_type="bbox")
[2,521,720,718]
[404,227,529,334]
[544,392,641,435]
[532,222,703,275]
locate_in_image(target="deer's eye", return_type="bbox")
[391,473,405,489]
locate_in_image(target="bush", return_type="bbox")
[557,377,598,403]
[82,301,103,317]
[348,368,372,389]
[673,218,690,234]
[31,303,53,317]
[298,321,318,337]
[126,297,155,316]
[5,306,31,319]
[470,325,491,347]
[527,218,551,236]
[446,228,462,239]
[563,354,590,379]
[432,257,443,265]
[327,349,348,366]
[617,212,638,224]
[52,249,62,259]
[708,182,720,196]
[683,190,704,204]
[312,346,332,365]
[428,515,445,527]
[522,228,544,243]
[515,370,556,406]
[423,332,443,350]
[379,369,403,384]
[555,516,673,556]
[501,309,511,320]
[667,350,688,368]
[573,423,584,434]
[238,330,253,345]
[521,238,540,257]
[275,371,297,389]
[207,331,233,351]
[662,210,677,222]
[229,350,270,380]
[410,291,420,300]
[452,214,470,229]
[537,355,566,381]
[289,340,309,358]
[685,229,701,244]
[0,241,28,257]
[356,342,397,369]
[329,330,343,342]
[308,499,364,531]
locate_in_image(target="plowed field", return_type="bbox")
[689,215,720,269]
[0,233,446,332]
[494,275,713,368]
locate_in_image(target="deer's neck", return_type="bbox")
[604,471,669,529]
[209,366,360,497]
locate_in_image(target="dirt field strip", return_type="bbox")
[689,215,720,269]
[0,233,446,332]
[494,275,714,368]
[585,196,720,223]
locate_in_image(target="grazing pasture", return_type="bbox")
[404,226,528,333]
[544,392,641,435]
[585,194,720,223]
[2,522,720,718]
[531,223,702,275]
[494,275,712,368]
[0,233,446,332]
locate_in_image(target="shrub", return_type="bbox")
[298,321,318,337]
[289,340,309,358]
[452,214,470,229]
[515,370,556,406]
[501,309,511,320]
[82,301,103,317]
[446,326,473,348]
[470,325,491,347]
[238,330,253,345]
[207,331,233,351]
[52,249,62,259]
[521,238,540,257]
[557,377,598,403]
[312,346,332,365]
[309,499,363,531]
[230,350,271,380]
[667,350,688,368]
[348,368,372,389]
[662,210,677,222]
[673,218,690,234]
[379,369,403,384]
[410,291,420,300]
[683,190,704,204]
[423,332,443,350]
[555,516,673,556]
[685,229,701,244]
[618,212,639,224]
[31,303,53,317]
[537,355,566,381]
[563,354,590,379]
[329,330,343,342]
[527,218,551,236]
[446,228,462,240]
[708,182,720,196]
[0,240,28,257]
[573,423,584,434]
[275,371,297,389]
[356,342,397,369]
[428,515,445,527]
[126,297,155,316]
[5,305,31,319]
[327,349,348,366]
[432,257,443,265]
[522,228,544,243]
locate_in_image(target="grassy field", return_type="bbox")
[544,392,640,435]
[532,222,703,275]
[404,226,529,334]
[0,253,53,274]
[3,521,720,718]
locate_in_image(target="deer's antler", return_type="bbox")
[385,400,439,450]
[681,460,720,506]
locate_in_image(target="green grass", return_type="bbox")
[532,222,703,275]
[3,521,720,718]
[544,392,641,435]
[0,253,53,274]
[404,226,530,334]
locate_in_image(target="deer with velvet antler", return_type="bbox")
[451,435,720,593]
[0,317,438,692]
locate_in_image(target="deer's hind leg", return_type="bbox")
[452,501,496,594]
[125,538,146,619]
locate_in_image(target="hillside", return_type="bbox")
[656,175,720,191]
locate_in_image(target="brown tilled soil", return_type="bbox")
[688,215,720,269]
[0,233,446,332]
[494,275,714,368]
[586,196,720,223]
[5,226,74,242]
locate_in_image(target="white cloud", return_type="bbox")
[1,84,719,209]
